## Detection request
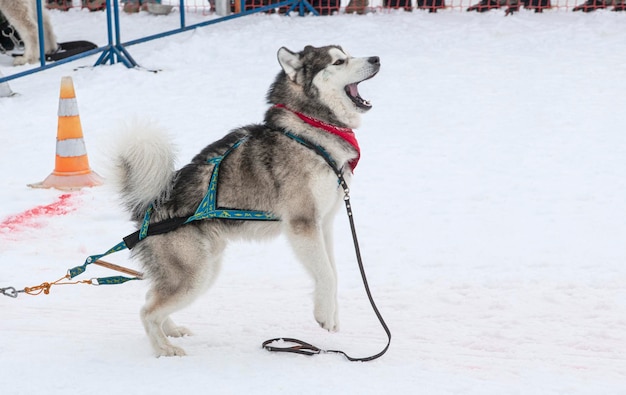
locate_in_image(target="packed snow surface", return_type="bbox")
[1,8,625,395]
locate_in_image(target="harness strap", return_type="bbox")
[184,136,278,224]
[274,104,360,170]
[62,134,283,288]
[69,240,136,280]
[123,130,343,252]
[123,217,188,250]
[123,135,278,250]
[282,131,344,180]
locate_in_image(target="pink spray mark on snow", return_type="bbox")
[0,194,77,234]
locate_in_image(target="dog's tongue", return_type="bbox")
[347,83,359,97]
[345,83,371,109]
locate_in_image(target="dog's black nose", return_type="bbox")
[368,56,380,65]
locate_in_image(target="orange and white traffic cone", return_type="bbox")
[28,76,104,190]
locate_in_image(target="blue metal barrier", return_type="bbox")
[94,0,318,69]
[0,0,318,85]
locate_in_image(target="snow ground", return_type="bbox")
[1,8,626,395]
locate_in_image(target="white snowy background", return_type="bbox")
[1,7,626,395]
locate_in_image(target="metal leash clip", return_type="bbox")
[1,286,21,298]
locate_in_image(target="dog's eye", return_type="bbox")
[333,59,345,66]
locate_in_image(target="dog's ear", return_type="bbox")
[277,47,301,82]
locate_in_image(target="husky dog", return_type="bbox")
[113,45,380,357]
[0,0,58,65]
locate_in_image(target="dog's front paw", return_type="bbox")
[317,318,339,332]
[315,305,340,332]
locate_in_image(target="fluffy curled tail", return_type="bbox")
[112,120,176,218]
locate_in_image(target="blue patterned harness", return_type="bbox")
[138,136,278,243]
[68,131,343,284]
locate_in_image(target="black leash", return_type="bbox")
[261,132,392,362]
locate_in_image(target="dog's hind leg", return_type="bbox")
[141,288,192,357]
[285,216,339,332]
[139,233,224,357]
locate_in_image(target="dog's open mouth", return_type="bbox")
[345,83,371,110]
[344,72,378,110]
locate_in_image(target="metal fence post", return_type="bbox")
[36,0,46,67]
[179,0,186,29]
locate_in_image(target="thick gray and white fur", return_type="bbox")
[0,0,58,65]
[113,45,380,357]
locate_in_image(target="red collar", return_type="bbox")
[274,104,360,171]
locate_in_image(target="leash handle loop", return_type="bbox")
[262,338,321,356]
